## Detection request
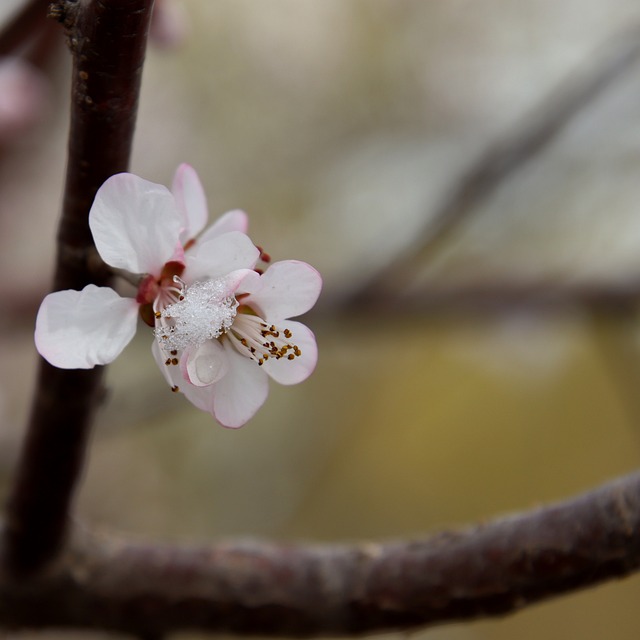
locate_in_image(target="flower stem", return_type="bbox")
[3,0,155,575]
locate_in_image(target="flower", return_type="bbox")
[152,259,321,427]
[35,164,322,427]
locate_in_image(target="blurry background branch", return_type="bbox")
[0,0,49,56]
[1,472,640,635]
[346,26,640,312]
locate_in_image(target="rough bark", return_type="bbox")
[1,473,639,636]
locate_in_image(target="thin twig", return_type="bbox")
[3,0,155,575]
[0,472,639,635]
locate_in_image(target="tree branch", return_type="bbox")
[0,472,639,635]
[3,0,155,575]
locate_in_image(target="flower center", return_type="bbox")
[154,277,238,351]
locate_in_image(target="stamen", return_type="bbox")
[229,313,302,366]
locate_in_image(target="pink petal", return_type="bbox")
[243,260,322,321]
[185,231,259,282]
[184,339,229,386]
[172,163,208,242]
[152,341,213,411]
[198,209,249,242]
[89,173,181,275]
[181,380,216,414]
[211,343,269,428]
[261,320,318,385]
[35,286,138,369]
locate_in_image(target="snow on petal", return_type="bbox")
[212,344,269,428]
[184,339,229,386]
[261,320,318,385]
[198,209,249,242]
[155,277,240,351]
[89,173,181,275]
[185,231,259,281]
[172,163,208,242]
[35,285,138,369]
[242,260,322,321]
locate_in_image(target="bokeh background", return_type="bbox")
[3,1,640,638]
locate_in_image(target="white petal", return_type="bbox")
[152,341,214,412]
[185,340,229,386]
[261,320,318,385]
[211,343,269,428]
[198,209,248,242]
[185,231,259,281]
[243,260,322,321]
[89,173,182,275]
[181,380,216,413]
[172,163,208,242]
[35,285,138,369]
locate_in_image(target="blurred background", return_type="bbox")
[2,0,640,638]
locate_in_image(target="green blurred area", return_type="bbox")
[3,1,640,638]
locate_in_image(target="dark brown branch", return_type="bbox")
[351,26,640,306]
[0,472,639,636]
[3,0,154,575]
